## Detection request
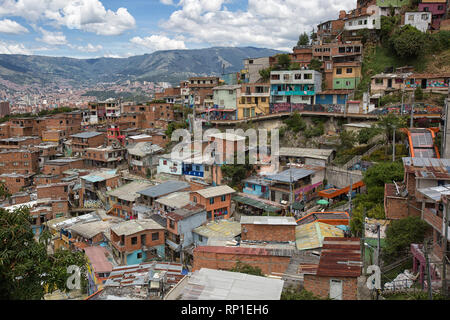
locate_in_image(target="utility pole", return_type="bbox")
[392,125,396,162]
[410,91,415,129]
[361,207,366,273]
[443,203,449,297]
[376,223,381,300]
[289,161,293,215]
[348,173,353,215]
[424,241,433,300]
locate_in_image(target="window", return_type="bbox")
[198,235,203,242]
[421,14,428,20]
[346,68,353,74]
[228,90,233,95]
[137,252,142,259]
[163,160,167,165]
[438,5,443,10]
[294,74,302,80]
[304,73,312,80]
[375,78,383,84]
[152,232,159,241]
[408,15,414,21]
[131,237,137,245]
[193,196,197,203]
[221,195,226,202]
[283,74,290,80]
[169,220,175,229]
[23,154,28,158]
[210,197,214,204]
[336,68,342,75]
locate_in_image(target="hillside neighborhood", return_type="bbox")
[1,0,450,302]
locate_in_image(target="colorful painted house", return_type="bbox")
[332,62,361,90]
[419,0,447,30]
[242,176,270,199]
[270,70,322,105]
[110,219,166,265]
[190,185,236,221]
[84,246,113,296]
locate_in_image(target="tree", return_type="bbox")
[283,112,307,133]
[309,58,322,72]
[297,32,309,46]
[376,113,407,149]
[383,216,430,264]
[221,153,255,188]
[230,261,264,276]
[338,130,358,151]
[259,67,272,82]
[274,54,291,70]
[358,127,381,144]
[363,161,404,190]
[0,181,11,201]
[389,25,426,58]
[0,207,88,300]
[414,87,424,101]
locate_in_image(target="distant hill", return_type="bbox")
[0,47,284,88]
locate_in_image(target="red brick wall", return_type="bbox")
[190,192,232,220]
[0,176,31,194]
[42,130,66,142]
[241,224,296,242]
[304,274,358,300]
[192,249,291,275]
[37,184,68,200]
[0,150,39,174]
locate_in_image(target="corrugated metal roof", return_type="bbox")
[155,191,190,209]
[417,184,450,201]
[295,222,344,251]
[266,168,316,183]
[193,220,241,239]
[194,185,236,198]
[316,237,361,277]
[137,180,190,198]
[107,181,152,202]
[171,268,284,300]
[71,131,103,139]
[84,246,113,274]
[111,219,164,236]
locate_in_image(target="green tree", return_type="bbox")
[309,58,322,72]
[230,261,264,276]
[0,181,11,200]
[389,25,426,58]
[274,54,291,70]
[221,153,255,188]
[414,87,424,101]
[0,207,88,300]
[338,130,358,151]
[297,32,309,46]
[383,216,430,264]
[376,113,407,148]
[363,161,404,190]
[358,127,381,144]
[283,112,307,133]
[259,67,272,82]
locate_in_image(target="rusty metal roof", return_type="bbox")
[315,237,361,278]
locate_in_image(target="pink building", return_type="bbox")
[419,0,447,30]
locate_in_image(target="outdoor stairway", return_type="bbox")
[281,252,311,289]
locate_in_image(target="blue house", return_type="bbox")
[243,176,271,199]
[315,90,350,106]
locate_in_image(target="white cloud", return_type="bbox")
[0,19,28,34]
[0,0,136,36]
[69,43,103,52]
[160,0,175,5]
[36,27,67,45]
[160,0,355,50]
[0,40,32,55]
[130,35,187,52]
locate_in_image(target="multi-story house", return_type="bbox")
[187,77,220,109]
[135,180,191,208]
[270,70,322,106]
[0,172,33,194]
[419,0,447,30]
[209,84,241,121]
[165,203,207,262]
[69,131,105,156]
[127,142,163,177]
[0,136,41,150]
[403,11,432,32]
[237,83,270,119]
[189,185,236,221]
[83,145,126,169]
[0,149,39,174]
[291,45,313,69]
[241,57,271,83]
[107,180,153,220]
[110,219,166,265]
[332,62,362,89]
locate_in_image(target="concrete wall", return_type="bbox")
[325,167,363,188]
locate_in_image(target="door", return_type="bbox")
[387,79,392,88]
[329,279,343,300]
[421,79,427,89]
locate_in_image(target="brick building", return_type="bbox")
[69,131,105,156]
[0,149,39,174]
[110,219,166,265]
[0,173,33,194]
[0,123,10,139]
[240,216,297,242]
[384,157,450,219]
[36,183,69,200]
[0,136,41,150]
[83,145,126,169]
[190,185,236,221]
[42,158,84,175]
[107,180,152,219]
[187,77,220,109]
[303,237,362,300]
[192,246,293,276]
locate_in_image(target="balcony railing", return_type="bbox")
[271,90,315,96]
[423,208,443,231]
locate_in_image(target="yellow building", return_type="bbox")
[237,83,270,119]
[332,62,362,90]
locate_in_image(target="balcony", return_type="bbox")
[243,187,265,198]
[423,208,443,231]
[271,90,315,96]
[183,170,204,177]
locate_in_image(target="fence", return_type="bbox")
[269,103,344,114]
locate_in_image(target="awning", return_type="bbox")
[166,239,181,252]
[232,195,282,213]
[318,181,365,199]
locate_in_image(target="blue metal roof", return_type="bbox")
[137,180,190,198]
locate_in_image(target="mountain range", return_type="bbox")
[0,47,284,89]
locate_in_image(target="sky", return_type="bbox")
[0,0,356,58]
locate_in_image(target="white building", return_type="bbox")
[404,12,431,32]
[344,5,381,31]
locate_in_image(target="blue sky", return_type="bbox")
[0,0,355,58]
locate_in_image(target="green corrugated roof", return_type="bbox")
[232,195,281,213]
